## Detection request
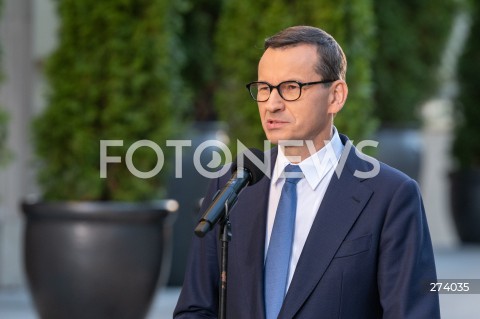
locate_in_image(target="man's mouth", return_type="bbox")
[266,119,288,129]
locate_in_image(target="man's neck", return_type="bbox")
[280,128,334,163]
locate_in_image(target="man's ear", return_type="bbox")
[328,80,348,114]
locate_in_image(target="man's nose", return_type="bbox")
[263,88,285,113]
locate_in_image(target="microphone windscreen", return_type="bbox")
[231,148,265,185]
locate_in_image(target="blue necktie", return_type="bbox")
[265,164,303,319]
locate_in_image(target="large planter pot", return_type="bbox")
[449,169,480,243]
[167,121,229,286]
[22,200,178,319]
[374,127,422,181]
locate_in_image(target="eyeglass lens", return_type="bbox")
[250,81,301,102]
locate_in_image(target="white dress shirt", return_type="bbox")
[265,127,344,290]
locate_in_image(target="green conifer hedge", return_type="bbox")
[373,0,455,126]
[452,0,480,168]
[34,0,187,200]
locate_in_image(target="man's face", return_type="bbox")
[257,44,335,150]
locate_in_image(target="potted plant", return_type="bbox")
[165,0,226,286]
[450,0,480,243]
[22,1,186,318]
[372,0,454,180]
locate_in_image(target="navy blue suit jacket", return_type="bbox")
[174,135,440,319]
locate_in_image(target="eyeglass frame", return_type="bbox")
[245,79,336,102]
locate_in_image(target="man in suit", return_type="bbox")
[174,25,440,319]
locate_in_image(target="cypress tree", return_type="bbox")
[452,0,480,168]
[34,0,187,200]
[373,0,455,126]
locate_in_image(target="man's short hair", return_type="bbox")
[264,26,347,82]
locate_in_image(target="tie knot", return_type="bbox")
[284,164,303,184]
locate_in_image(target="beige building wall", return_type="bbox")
[0,0,57,287]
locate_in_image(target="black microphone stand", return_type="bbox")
[218,201,231,319]
[195,151,265,317]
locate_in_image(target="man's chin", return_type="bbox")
[270,138,306,147]
[264,133,293,146]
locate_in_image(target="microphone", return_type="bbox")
[194,148,265,237]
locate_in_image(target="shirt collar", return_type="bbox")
[272,127,344,190]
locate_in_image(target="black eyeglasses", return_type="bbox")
[246,79,336,102]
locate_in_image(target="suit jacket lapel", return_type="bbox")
[280,139,374,318]
[230,149,278,319]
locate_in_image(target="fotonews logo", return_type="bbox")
[99,139,380,180]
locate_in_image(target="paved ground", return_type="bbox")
[1,245,479,319]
